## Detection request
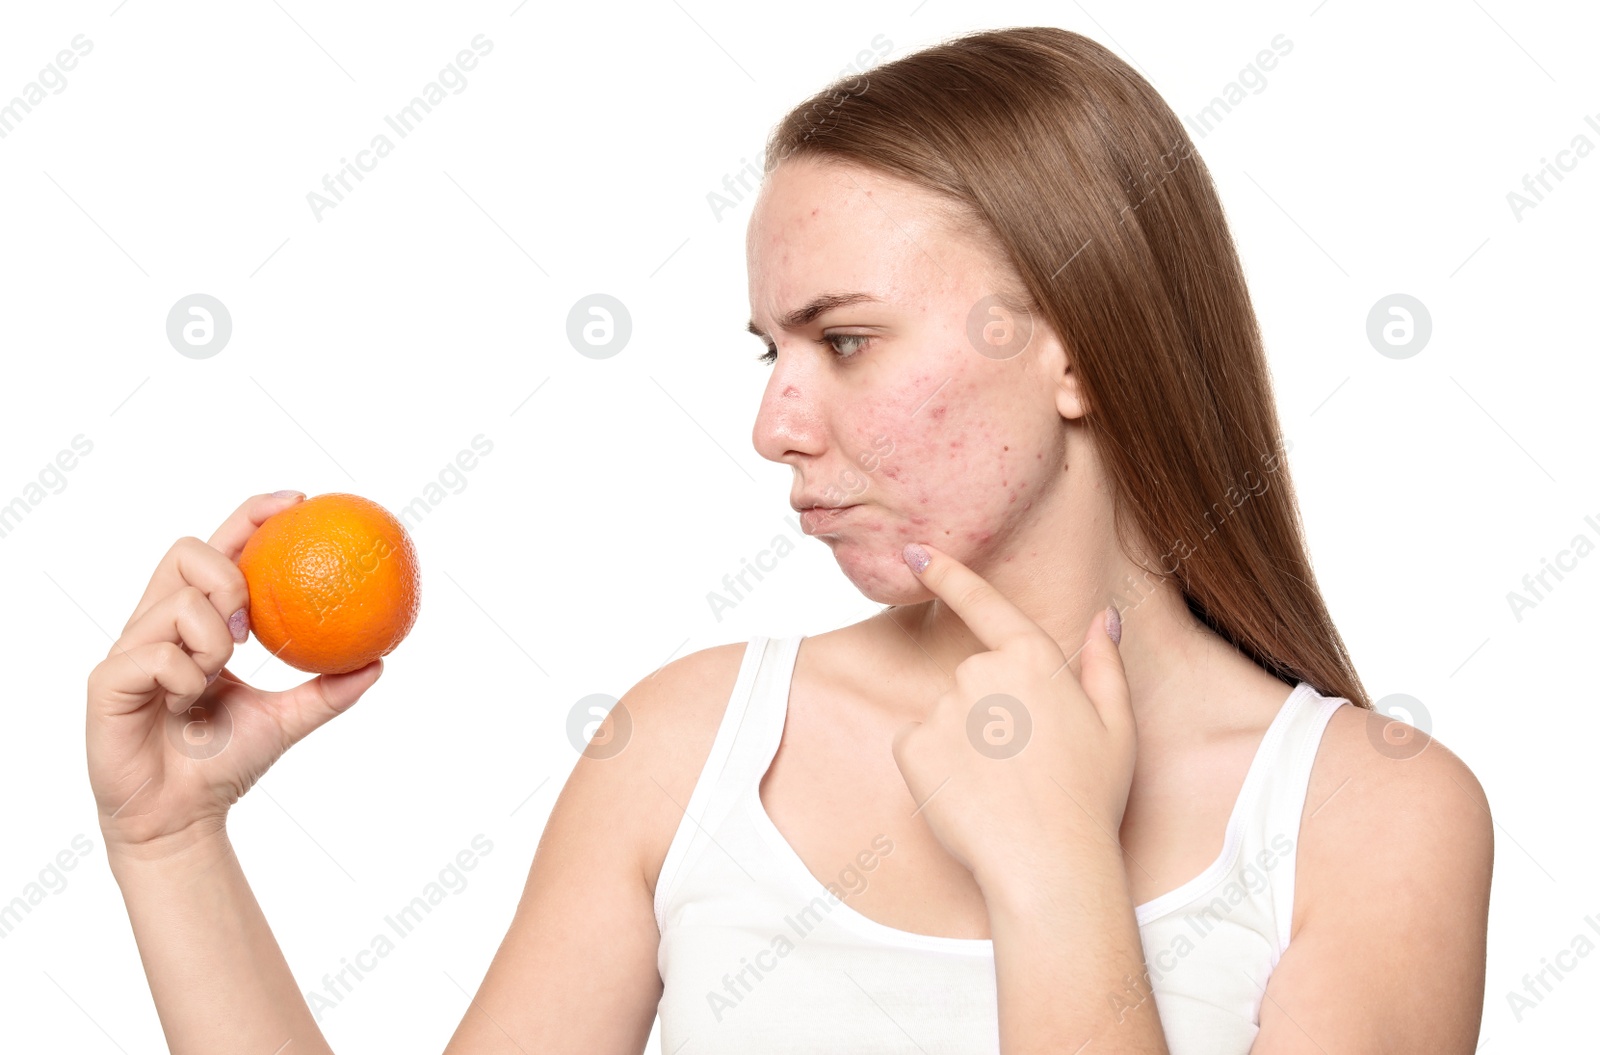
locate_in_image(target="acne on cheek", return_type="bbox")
[913,435,1046,544]
[870,373,1043,545]
[1001,446,1034,506]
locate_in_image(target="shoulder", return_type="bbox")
[1260,702,1493,1047]
[619,639,752,782]
[1292,698,1494,942]
[595,639,755,896]
[458,643,755,1051]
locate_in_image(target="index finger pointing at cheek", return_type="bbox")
[901,541,1051,654]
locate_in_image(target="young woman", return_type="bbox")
[86,25,1492,1055]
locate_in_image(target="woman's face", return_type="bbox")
[747,157,1077,604]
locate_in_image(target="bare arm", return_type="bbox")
[982,837,1171,1054]
[105,823,336,1054]
[90,493,720,1053]
[100,644,716,1054]
[87,493,378,1054]
[1253,710,1493,1052]
[437,648,734,1053]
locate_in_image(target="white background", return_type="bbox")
[1,0,1595,1050]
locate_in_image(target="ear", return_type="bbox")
[1043,327,1088,421]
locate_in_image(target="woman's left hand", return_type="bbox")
[890,541,1137,896]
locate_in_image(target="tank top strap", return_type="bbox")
[700,634,796,828]
[1251,682,1351,957]
[653,634,798,928]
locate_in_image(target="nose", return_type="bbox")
[751,346,828,465]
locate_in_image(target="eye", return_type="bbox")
[755,333,873,365]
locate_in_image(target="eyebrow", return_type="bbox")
[746,291,881,339]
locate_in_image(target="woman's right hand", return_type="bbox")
[86,491,385,859]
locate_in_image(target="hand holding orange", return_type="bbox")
[237,492,422,674]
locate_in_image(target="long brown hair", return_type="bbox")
[761,26,1372,710]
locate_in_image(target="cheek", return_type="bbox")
[858,371,1044,543]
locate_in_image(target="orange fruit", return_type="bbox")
[237,492,421,675]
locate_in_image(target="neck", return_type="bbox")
[877,552,1224,732]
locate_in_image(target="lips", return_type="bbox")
[798,504,858,534]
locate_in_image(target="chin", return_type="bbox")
[830,545,933,606]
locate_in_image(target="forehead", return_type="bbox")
[745,158,969,322]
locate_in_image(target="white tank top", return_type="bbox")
[654,634,1350,1053]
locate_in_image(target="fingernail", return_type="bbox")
[228,607,249,643]
[273,489,305,500]
[205,669,220,686]
[1105,605,1122,646]
[903,542,930,574]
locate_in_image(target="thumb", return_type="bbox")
[270,658,383,747]
[1080,606,1131,731]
